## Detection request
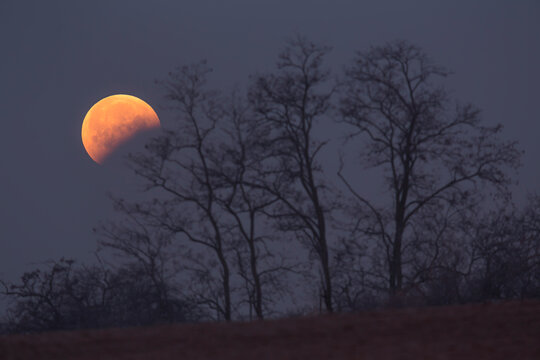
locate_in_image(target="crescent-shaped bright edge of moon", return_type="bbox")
[81,94,160,164]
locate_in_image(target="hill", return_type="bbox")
[1,300,539,359]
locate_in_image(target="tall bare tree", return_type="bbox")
[123,61,235,321]
[214,97,291,319]
[338,41,521,299]
[248,36,336,312]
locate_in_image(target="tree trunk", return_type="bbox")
[249,241,263,319]
[248,212,264,319]
[217,247,232,321]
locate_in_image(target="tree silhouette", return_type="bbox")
[119,61,236,321]
[97,198,182,322]
[338,40,522,300]
[212,95,295,319]
[248,36,337,312]
[463,197,540,302]
[0,258,193,333]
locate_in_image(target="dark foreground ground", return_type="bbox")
[1,300,539,359]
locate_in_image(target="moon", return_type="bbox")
[81,94,160,164]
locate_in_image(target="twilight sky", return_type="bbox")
[1,0,539,285]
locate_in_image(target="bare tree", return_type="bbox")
[120,61,236,321]
[338,41,521,300]
[399,201,478,305]
[1,258,82,332]
[0,257,193,333]
[213,96,301,319]
[462,196,540,302]
[248,36,336,312]
[96,197,183,322]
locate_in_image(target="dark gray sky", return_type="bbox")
[1,0,539,284]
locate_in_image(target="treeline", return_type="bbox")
[2,37,539,333]
[0,258,198,333]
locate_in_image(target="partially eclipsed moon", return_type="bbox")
[82,94,160,164]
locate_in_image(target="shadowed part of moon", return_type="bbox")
[82,94,160,164]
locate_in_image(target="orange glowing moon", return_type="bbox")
[82,94,160,164]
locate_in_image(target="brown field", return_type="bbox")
[1,300,539,360]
